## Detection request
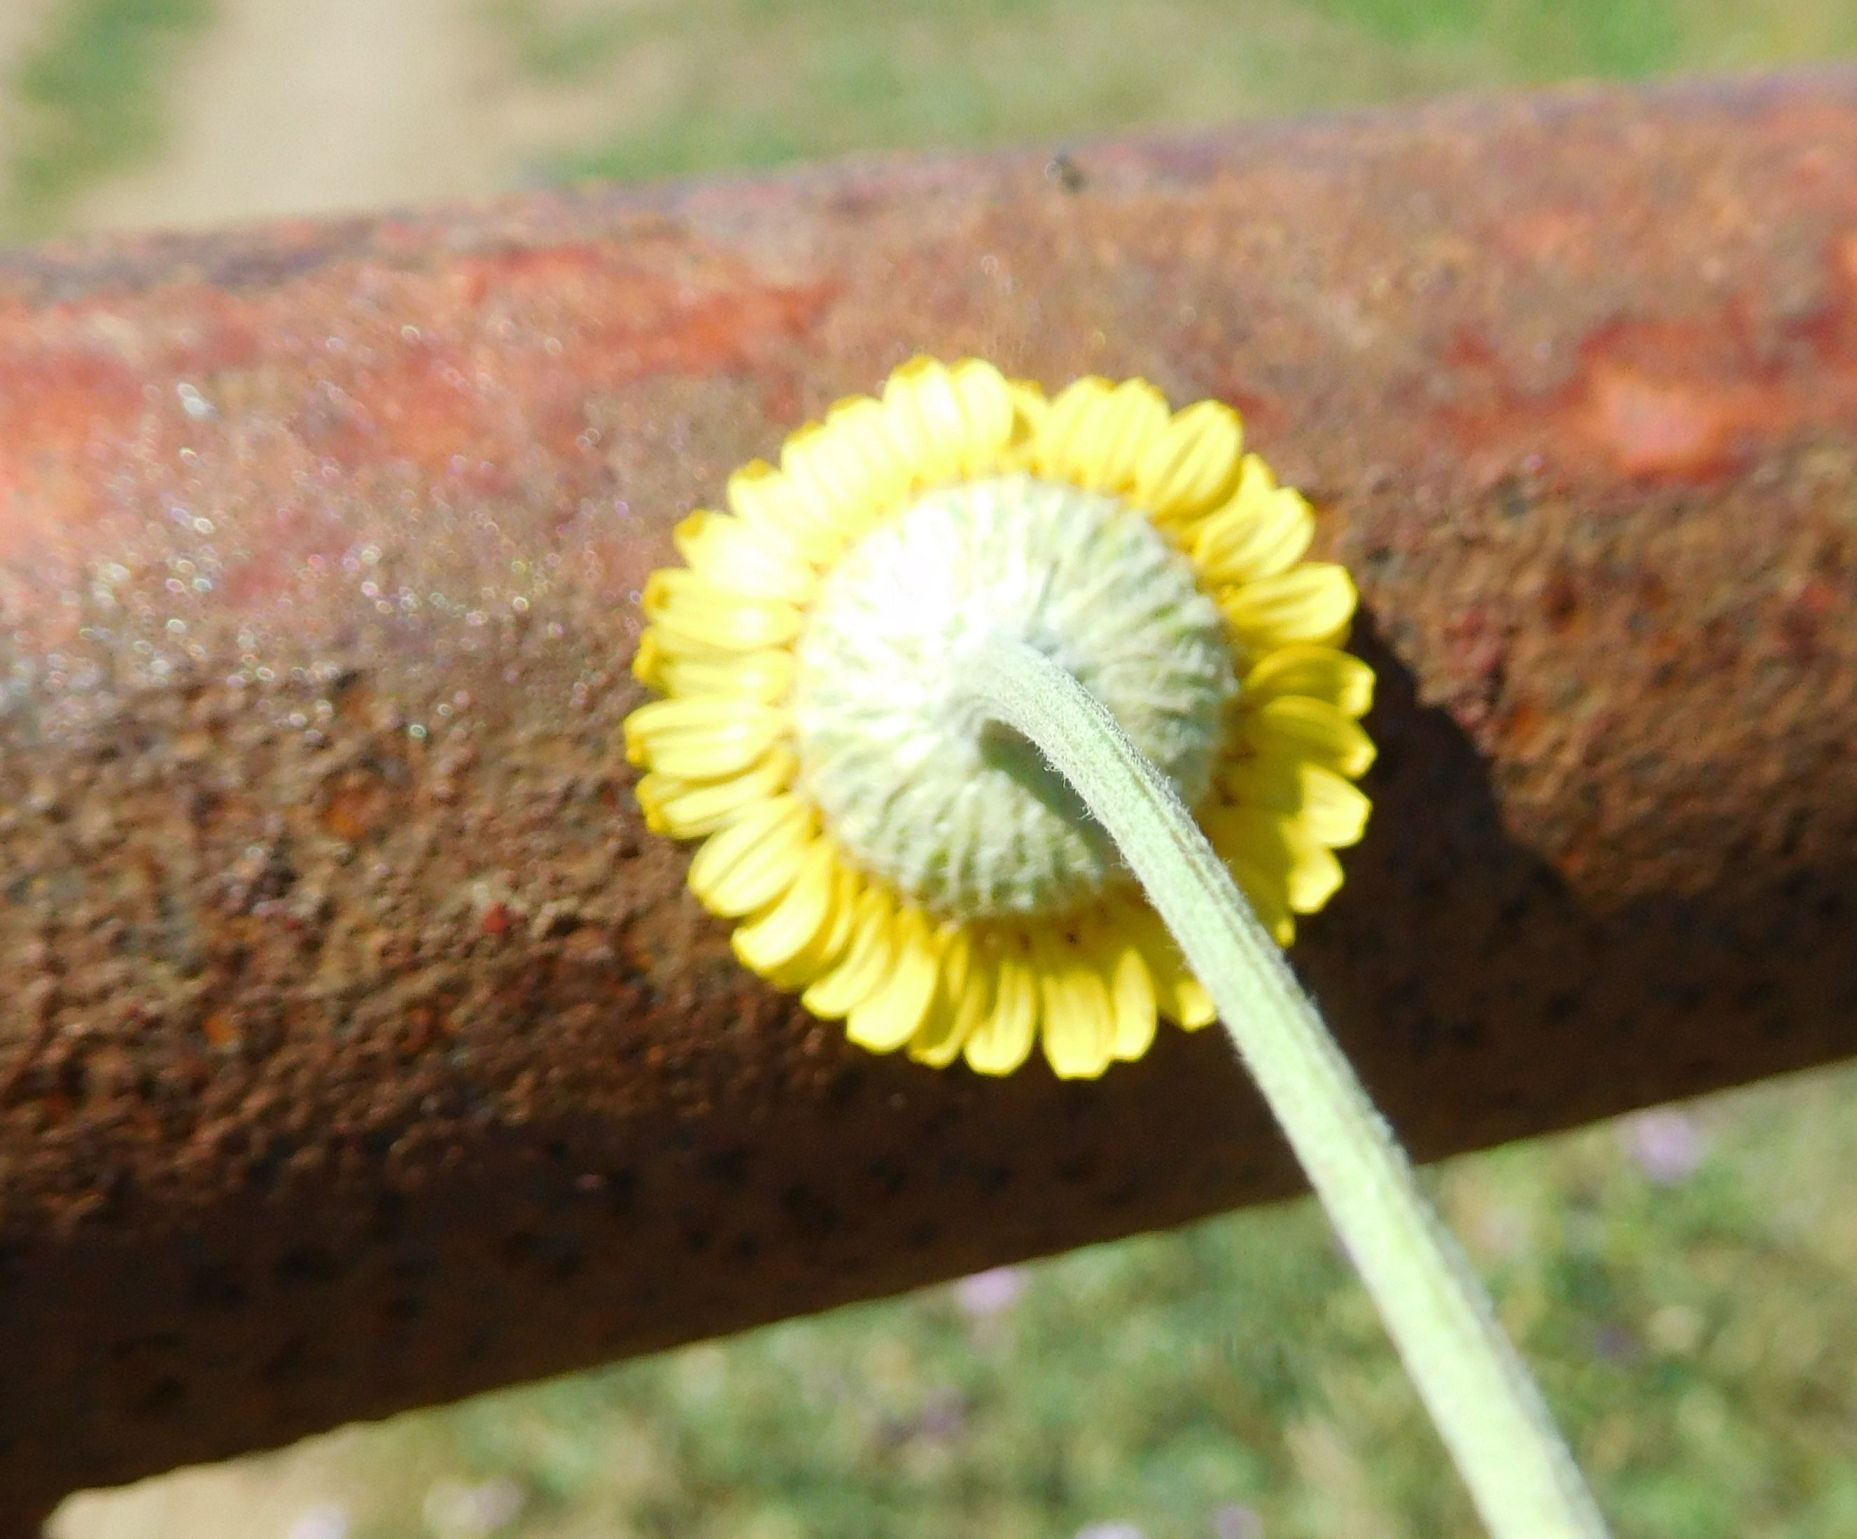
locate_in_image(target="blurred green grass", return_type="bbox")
[13,1,1857,1534]
[2,0,212,234]
[9,0,1857,231]
[480,0,1857,188]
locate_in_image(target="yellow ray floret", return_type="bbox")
[625,357,1375,1080]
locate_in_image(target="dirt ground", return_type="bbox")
[36,0,644,236]
[66,0,511,231]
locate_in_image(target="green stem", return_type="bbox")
[969,638,1609,1539]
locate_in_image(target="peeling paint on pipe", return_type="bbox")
[1,68,1855,1520]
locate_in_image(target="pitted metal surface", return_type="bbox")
[0,69,1854,1519]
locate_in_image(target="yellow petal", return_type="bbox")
[1170,972,1217,1030]
[1031,375,1105,474]
[1242,696,1377,778]
[1129,910,1217,1030]
[686,793,816,917]
[782,411,906,548]
[768,862,862,990]
[847,904,944,1053]
[1133,399,1243,522]
[818,396,914,519]
[632,628,664,688]
[963,936,1038,1076]
[880,359,957,484]
[647,606,801,656]
[1195,465,1315,584]
[1225,854,1298,946]
[636,747,796,838]
[673,510,815,604]
[644,569,803,652]
[1242,644,1374,719]
[1209,808,1345,915]
[1221,565,1357,653]
[911,926,985,1068]
[996,378,1048,472]
[637,644,795,704]
[731,839,839,976]
[1034,376,1169,493]
[801,883,898,1020]
[1099,925,1158,1062]
[1036,934,1117,1080]
[1216,757,1372,849]
[879,356,1013,487]
[726,458,842,565]
[623,696,785,778]
[1152,957,1216,1030]
[951,358,1018,472]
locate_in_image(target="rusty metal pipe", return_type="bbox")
[1,68,1855,1521]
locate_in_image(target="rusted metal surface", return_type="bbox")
[1,67,1855,1519]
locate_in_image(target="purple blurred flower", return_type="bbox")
[954,1264,1026,1319]
[1592,1322,1639,1363]
[917,1386,968,1442]
[1622,1108,1707,1185]
[1212,1504,1265,1539]
[287,1506,351,1539]
[422,1477,526,1536]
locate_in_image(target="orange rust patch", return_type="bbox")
[1438,233,1857,488]
[1492,207,1599,270]
[0,245,838,532]
[1577,364,1739,479]
[453,241,612,305]
[320,774,397,843]
[303,340,491,475]
[200,1011,240,1049]
[0,346,144,532]
[279,256,835,481]
[576,282,833,381]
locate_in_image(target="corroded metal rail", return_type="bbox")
[1,68,1855,1522]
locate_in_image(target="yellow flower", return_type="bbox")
[626,358,1374,1079]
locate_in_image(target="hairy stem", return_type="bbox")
[968,637,1609,1539]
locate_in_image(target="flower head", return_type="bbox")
[626,358,1374,1078]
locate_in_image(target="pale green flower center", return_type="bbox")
[792,472,1235,919]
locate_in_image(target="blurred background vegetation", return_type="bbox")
[11,1,1857,1535]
